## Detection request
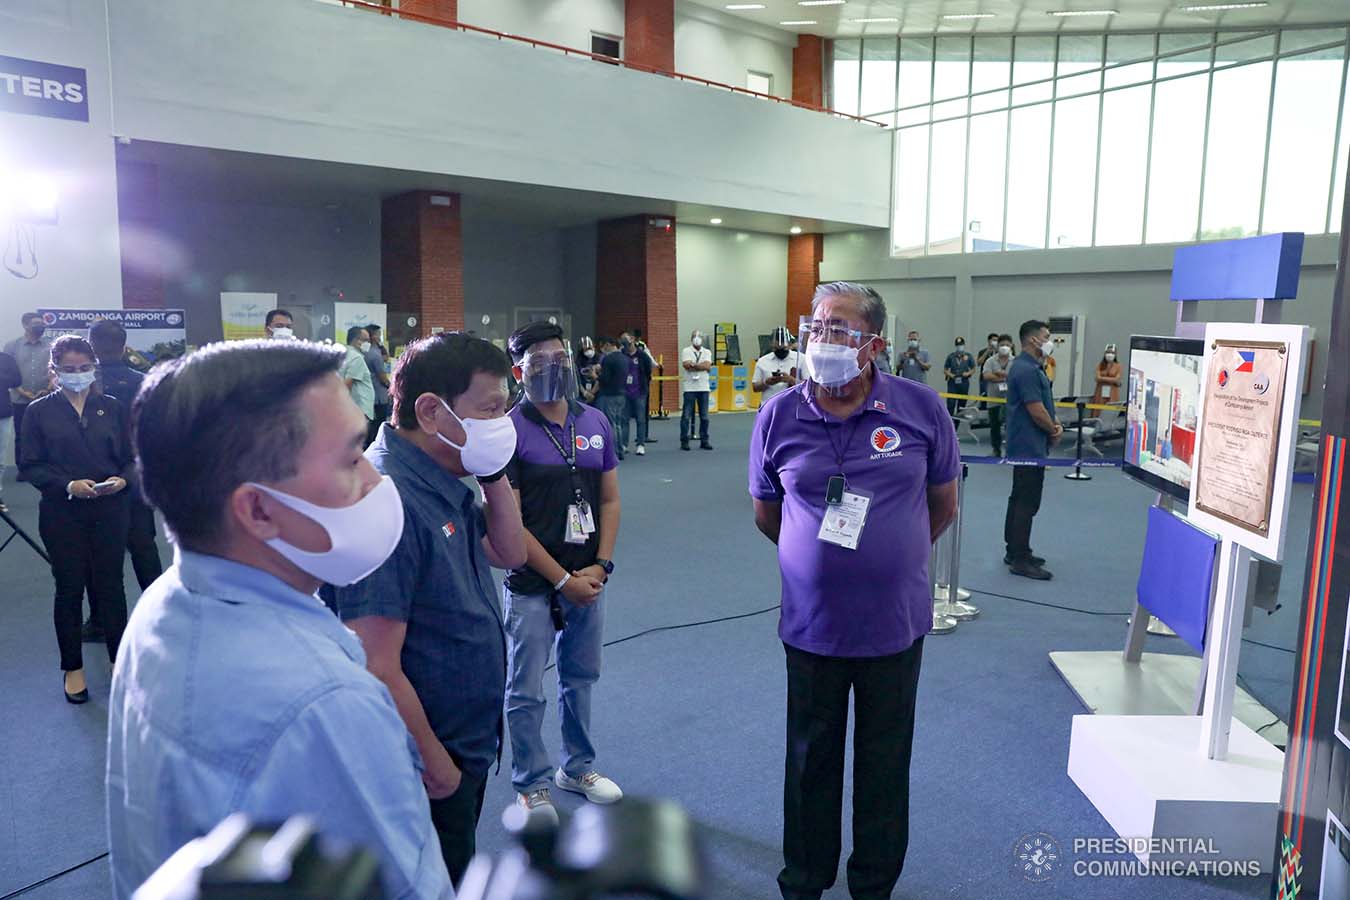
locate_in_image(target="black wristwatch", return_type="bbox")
[596,558,615,576]
[476,468,508,484]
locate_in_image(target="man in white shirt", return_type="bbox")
[680,330,713,451]
[753,326,799,408]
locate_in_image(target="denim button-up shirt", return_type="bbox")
[107,550,452,900]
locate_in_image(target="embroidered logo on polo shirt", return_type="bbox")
[869,425,904,460]
[589,434,604,450]
[575,435,588,451]
[441,521,456,539]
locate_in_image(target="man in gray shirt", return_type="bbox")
[3,312,54,467]
[364,324,392,445]
[897,330,931,384]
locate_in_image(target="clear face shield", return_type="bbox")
[576,337,598,366]
[520,343,579,404]
[799,315,879,397]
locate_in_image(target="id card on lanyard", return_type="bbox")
[539,416,595,545]
[816,414,872,550]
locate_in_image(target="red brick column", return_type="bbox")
[793,35,825,108]
[117,161,164,310]
[595,215,678,410]
[625,0,674,72]
[399,0,456,22]
[382,191,463,336]
[786,233,823,329]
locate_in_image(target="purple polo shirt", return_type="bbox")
[504,400,617,596]
[624,354,643,398]
[749,368,960,657]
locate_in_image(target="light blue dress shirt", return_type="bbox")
[106,550,452,900]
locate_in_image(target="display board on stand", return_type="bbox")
[1062,233,1308,878]
[37,308,188,363]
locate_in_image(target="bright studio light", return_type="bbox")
[789,226,804,235]
[0,173,59,224]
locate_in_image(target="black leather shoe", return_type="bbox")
[81,618,105,643]
[64,676,89,705]
[1009,560,1053,580]
[700,443,714,451]
[1004,553,1046,566]
[681,442,691,451]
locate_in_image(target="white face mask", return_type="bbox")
[989,340,998,349]
[1105,353,1116,363]
[58,371,97,393]
[1041,340,1055,357]
[907,339,919,349]
[359,341,372,354]
[436,398,518,477]
[270,327,294,340]
[251,476,405,586]
[998,346,1012,357]
[805,341,863,389]
[692,336,703,349]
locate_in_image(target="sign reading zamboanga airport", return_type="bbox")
[0,54,88,122]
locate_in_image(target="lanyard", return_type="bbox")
[538,417,586,504]
[818,409,865,489]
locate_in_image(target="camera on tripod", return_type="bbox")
[134,798,705,900]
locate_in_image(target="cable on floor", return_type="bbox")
[0,852,108,900]
[545,603,781,672]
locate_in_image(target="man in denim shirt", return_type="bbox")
[106,340,451,900]
[326,332,528,884]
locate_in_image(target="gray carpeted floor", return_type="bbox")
[0,410,1307,899]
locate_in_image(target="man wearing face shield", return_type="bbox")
[107,339,452,900]
[501,322,623,826]
[576,336,602,403]
[749,282,959,900]
[324,331,528,885]
[681,329,714,451]
[753,326,799,409]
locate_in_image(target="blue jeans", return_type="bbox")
[681,391,709,444]
[623,393,649,447]
[598,396,626,458]
[504,586,605,792]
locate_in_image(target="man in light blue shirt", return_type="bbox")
[106,339,451,899]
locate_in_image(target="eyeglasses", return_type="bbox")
[807,320,878,348]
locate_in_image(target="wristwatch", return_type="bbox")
[596,558,615,576]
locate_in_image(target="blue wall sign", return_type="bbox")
[0,55,88,122]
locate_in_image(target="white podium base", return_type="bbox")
[1068,715,1283,873]
[1049,650,1288,746]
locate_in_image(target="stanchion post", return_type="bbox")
[930,532,958,635]
[946,464,978,619]
[1065,399,1092,481]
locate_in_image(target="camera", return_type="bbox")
[135,798,704,900]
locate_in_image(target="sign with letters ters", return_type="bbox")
[0,55,88,122]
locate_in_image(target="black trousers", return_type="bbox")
[988,406,1003,456]
[367,403,390,447]
[127,498,163,590]
[39,494,129,671]
[12,402,28,472]
[945,380,969,416]
[428,766,488,886]
[1003,465,1046,562]
[681,391,710,443]
[780,639,924,900]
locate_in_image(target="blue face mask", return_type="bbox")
[58,371,96,394]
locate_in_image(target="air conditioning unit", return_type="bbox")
[1047,314,1086,397]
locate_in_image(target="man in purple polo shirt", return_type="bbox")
[749,281,959,900]
[502,321,624,826]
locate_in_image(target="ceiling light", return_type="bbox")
[710,218,723,225]
[798,0,845,5]
[789,226,804,235]
[942,12,997,19]
[724,3,766,9]
[1179,1,1268,10]
[779,20,818,25]
[1047,8,1118,15]
[851,17,900,23]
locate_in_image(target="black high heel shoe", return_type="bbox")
[64,674,89,705]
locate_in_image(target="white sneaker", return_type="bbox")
[635,444,646,456]
[554,769,623,805]
[517,788,560,825]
